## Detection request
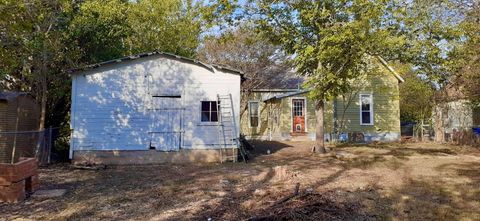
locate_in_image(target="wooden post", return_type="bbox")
[420,119,424,142]
[48,126,52,164]
[10,102,21,164]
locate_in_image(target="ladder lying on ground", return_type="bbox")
[217,94,247,163]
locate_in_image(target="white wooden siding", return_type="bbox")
[70,55,241,153]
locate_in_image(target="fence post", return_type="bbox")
[10,103,21,164]
[420,119,424,142]
[48,127,52,164]
[413,124,417,141]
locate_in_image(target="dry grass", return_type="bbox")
[1,141,479,220]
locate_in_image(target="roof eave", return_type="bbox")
[68,51,244,77]
[251,88,300,92]
[263,89,310,102]
[376,56,405,83]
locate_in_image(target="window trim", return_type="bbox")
[359,93,374,125]
[248,101,260,128]
[200,101,219,123]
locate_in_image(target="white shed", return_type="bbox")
[69,52,242,164]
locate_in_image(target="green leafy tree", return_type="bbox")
[399,70,435,123]
[69,0,131,63]
[448,1,480,106]
[127,0,201,58]
[70,0,202,62]
[199,0,239,30]
[245,0,407,152]
[0,0,78,130]
[395,0,470,86]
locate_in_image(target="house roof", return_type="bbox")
[69,51,244,77]
[251,56,404,92]
[0,92,30,102]
[243,67,305,90]
[252,72,305,90]
[251,89,300,92]
[263,89,310,102]
[259,57,403,102]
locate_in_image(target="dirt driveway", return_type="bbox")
[1,141,479,220]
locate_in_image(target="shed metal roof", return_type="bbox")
[69,51,244,77]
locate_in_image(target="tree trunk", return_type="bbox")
[314,100,327,153]
[419,119,424,142]
[434,104,445,142]
[35,62,47,160]
[39,78,47,130]
[38,49,48,130]
[239,91,251,119]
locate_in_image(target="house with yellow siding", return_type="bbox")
[241,58,404,143]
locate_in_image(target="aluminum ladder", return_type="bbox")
[217,94,244,163]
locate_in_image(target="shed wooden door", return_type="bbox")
[292,99,305,133]
[149,96,182,151]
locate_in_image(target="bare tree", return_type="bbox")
[197,25,293,117]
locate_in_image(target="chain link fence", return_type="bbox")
[0,127,59,165]
[401,122,434,141]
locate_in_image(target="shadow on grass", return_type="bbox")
[378,174,480,221]
[248,140,294,157]
[389,147,456,156]
[3,142,479,221]
[244,164,480,221]
[335,142,457,159]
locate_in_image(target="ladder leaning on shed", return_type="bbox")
[217,94,246,163]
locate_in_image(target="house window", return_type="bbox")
[360,94,373,125]
[249,101,259,127]
[293,100,304,116]
[201,101,218,122]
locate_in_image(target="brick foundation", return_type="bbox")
[0,158,39,203]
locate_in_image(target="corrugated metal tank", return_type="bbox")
[0,92,40,163]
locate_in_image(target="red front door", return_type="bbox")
[292,99,305,133]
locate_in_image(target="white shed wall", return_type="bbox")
[70,55,241,154]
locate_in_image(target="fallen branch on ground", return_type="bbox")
[272,182,301,206]
[72,164,107,170]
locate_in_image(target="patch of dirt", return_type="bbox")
[1,141,479,220]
